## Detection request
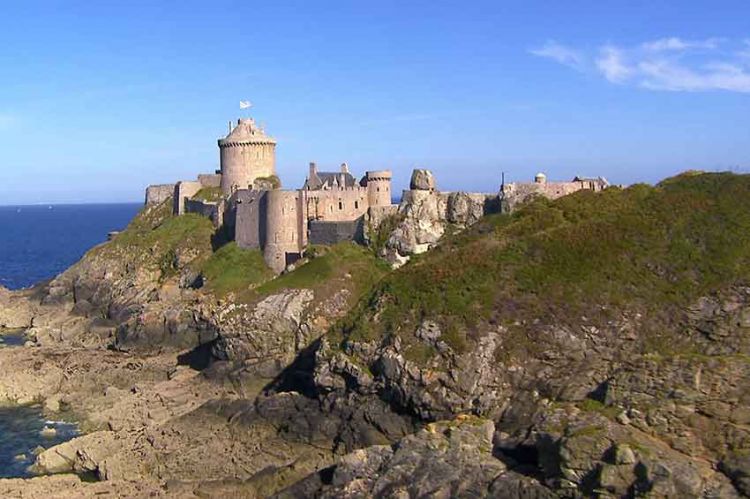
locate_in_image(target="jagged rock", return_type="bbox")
[384,188,497,258]
[212,289,314,364]
[409,169,436,191]
[720,454,750,496]
[614,443,636,465]
[277,416,535,498]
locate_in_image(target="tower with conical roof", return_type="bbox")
[219,118,277,195]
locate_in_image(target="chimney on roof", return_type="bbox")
[309,162,317,178]
[340,162,349,174]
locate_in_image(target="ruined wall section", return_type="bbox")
[500,177,608,213]
[144,184,175,206]
[184,198,224,227]
[173,181,202,215]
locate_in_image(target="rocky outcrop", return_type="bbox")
[0,285,35,329]
[409,169,436,191]
[209,289,315,382]
[277,416,554,498]
[268,283,750,497]
[384,188,497,262]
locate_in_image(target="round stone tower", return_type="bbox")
[219,118,277,195]
[365,170,392,207]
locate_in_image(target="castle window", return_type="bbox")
[354,201,359,209]
[338,201,343,210]
[377,187,381,192]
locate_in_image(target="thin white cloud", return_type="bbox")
[639,60,750,92]
[642,37,721,52]
[532,37,750,93]
[529,41,584,70]
[596,46,632,83]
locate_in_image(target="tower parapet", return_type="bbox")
[219,118,277,195]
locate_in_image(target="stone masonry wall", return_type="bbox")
[144,184,175,206]
[184,199,223,227]
[304,187,371,222]
[220,143,276,195]
[308,218,364,245]
[500,179,607,213]
[173,181,202,215]
[198,174,222,188]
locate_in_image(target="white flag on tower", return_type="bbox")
[239,100,252,109]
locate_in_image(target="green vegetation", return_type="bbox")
[578,399,619,419]
[367,212,404,255]
[98,199,215,280]
[192,187,223,202]
[336,172,750,361]
[201,242,274,295]
[257,242,389,297]
[254,175,282,189]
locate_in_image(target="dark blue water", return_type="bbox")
[0,203,141,290]
[0,331,27,347]
[0,405,78,478]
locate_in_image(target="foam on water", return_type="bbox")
[0,405,79,478]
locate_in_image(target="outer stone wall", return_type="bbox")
[308,218,364,245]
[303,187,371,222]
[500,179,608,213]
[198,174,222,188]
[144,184,175,206]
[184,199,223,227]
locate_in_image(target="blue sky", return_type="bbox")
[0,0,748,204]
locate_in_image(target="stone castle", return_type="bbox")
[145,116,609,273]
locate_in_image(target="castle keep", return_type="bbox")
[219,118,277,195]
[145,115,609,273]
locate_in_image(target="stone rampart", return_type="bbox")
[173,181,202,216]
[144,184,175,206]
[500,176,608,213]
[184,198,223,227]
[198,174,222,188]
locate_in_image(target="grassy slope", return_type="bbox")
[336,172,750,357]
[251,243,390,307]
[95,200,216,280]
[201,242,274,296]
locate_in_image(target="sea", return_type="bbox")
[0,203,141,290]
[0,202,140,478]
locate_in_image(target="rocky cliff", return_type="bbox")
[2,171,750,497]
